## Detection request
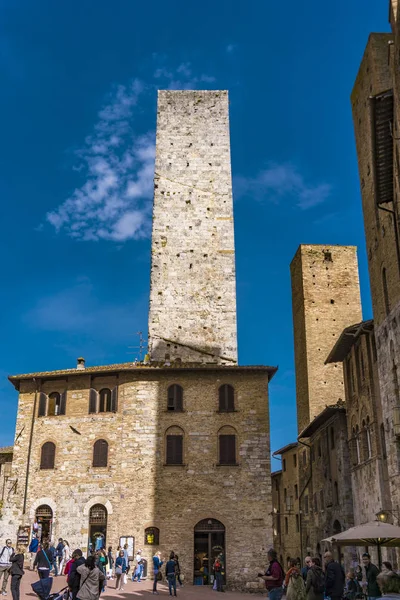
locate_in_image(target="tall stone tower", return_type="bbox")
[148,90,238,364]
[290,245,362,433]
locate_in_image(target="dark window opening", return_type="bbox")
[295,484,298,499]
[381,423,387,459]
[293,454,297,468]
[330,427,335,450]
[218,384,235,412]
[283,459,286,472]
[323,251,332,262]
[167,384,183,411]
[40,442,56,470]
[93,439,108,468]
[166,435,183,465]
[285,517,288,535]
[219,434,236,465]
[333,481,339,505]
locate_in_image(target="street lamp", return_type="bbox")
[376,510,400,523]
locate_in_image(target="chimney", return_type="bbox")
[76,357,86,371]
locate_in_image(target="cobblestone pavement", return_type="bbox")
[13,569,265,599]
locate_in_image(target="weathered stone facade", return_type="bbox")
[290,245,362,434]
[1,364,274,588]
[0,447,13,517]
[271,443,300,566]
[148,91,237,364]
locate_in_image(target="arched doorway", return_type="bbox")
[194,519,225,585]
[88,504,107,553]
[35,505,53,542]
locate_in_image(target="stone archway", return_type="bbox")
[194,519,225,586]
[82,496,113,517]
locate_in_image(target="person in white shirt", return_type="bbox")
[132,550,143,582]
[60,541,70,575]
[0,540,15,595]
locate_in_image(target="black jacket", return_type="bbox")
[10,554,24,577]
[325,561,345,598]
[68,557,86,594]
[33,550,52,570]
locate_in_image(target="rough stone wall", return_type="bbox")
[300,413,354,563]
[148,90,237,364]
[0,450,13,517]
[341,329,391,526]
[0,368,271,589]
[351,33,399,328]
[290,245,362,434]
[271,448,300,566]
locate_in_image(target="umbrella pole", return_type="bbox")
[377,543,382,570]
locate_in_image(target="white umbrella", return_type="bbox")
[322,521,400,567]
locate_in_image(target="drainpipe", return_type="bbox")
[23,378,40,516]
[297,438,312,564]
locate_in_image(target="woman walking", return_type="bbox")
[76,555,105,600]
[305,557,325,600]
[152,551,163,595]
[10,546,25,600]
[33,541,52,579]
[114,550,126,592]
[106,547,114,580]
[60,541,70,576]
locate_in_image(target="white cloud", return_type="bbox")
[234,163,332,210]
[46,63,217,243]
[46,79,155,242]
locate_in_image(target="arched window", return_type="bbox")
[382,267,390,316]
[40,442,56,470]
[89,387,118,414]
[333,519,342,535]
[333,481,339,505]
[144,527,160,546]
[351,426,360,466]
[218,426,237,465]
[165,426,184,465]
[38,392,66,417]
[93,439,108,467]
[167,385,183,411]
[218,384,234,412]
[381,423,387,459]
[330,427,335,450]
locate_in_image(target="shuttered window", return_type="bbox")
[89,387,118,414]
[218,384,234,412]
[166,435,183,464]
[167,385,183,411]
[93,439,108,467]
[40,442,56,469]
[38,393,47,417]
[59,391,66,415]
[219,435,236,465]
[99,389,111,413]
[89,388,97,414]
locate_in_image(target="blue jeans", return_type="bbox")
[168,575,176,596]
[268,587,283,600]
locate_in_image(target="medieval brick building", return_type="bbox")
[0,91,276,590]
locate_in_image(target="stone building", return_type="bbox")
[0,91,276,590]
[271,443,300,567]
[0,447,13,515]
[290,245,362,434]
[351,5,400,525]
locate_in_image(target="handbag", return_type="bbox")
[115,567,122,576]
[157,572,163,581]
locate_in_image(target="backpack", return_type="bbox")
[214,560,222,572]
[313,569,325,594]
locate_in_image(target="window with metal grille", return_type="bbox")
[219,434,236,465]
[167,385,183,411]
[40,442,56,469]
[93,439,108,467]
[218,384,234,412]
[166,434,183,465]
[144,527,159,545]
[89,504,107,525]
[35,505,53,519]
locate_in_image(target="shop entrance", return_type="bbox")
[88,504,107,554]
[35,505,53,543]
[193,519,225,586]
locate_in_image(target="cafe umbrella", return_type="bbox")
[322,521,400,568]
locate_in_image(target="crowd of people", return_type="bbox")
[260,548,400,600]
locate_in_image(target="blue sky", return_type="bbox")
[0,1,389,453]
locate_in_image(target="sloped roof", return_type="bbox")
[272,442,298,456]
[298,403,346,439]
[0,446,13,454]
[325,320,374,364]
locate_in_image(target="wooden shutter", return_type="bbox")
[38,393,47,417]
[219,385,234,412]
[89,388,97,414]
[40,442,55,469]
[166,435,183,464]
[93,440,108,467]
[111,387,118,412]
[219,435,236,465]
[167,385,183,411]
[99,390,106,413]
[59,391,66,415]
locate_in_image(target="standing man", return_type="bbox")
[302,556,312,582]
[55,539,64,575]
[0,540,15,596]
[28,535,39,571]
[324,551,345,600]
[258,549,285,600]
[362,553,381,600]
